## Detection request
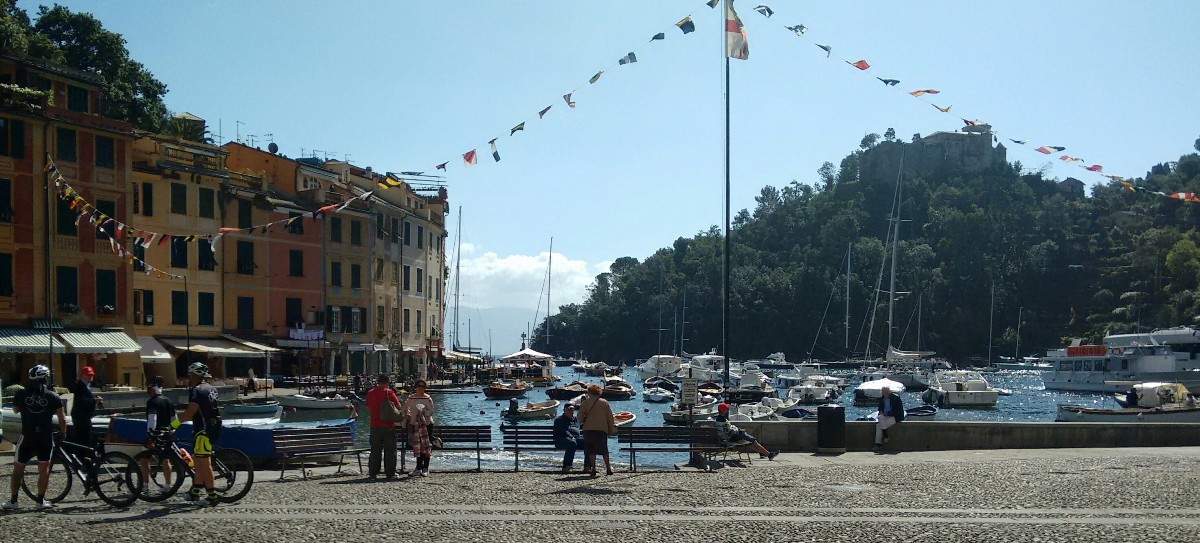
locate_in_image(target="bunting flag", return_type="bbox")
[1085,165,1103,172]
[725,0,749,60]
[1035,146,1066,154]
[1171,193,1200,203]
[754,5,773,17]
[1010,139,1028,145]
[385,176,403,187]
[618,52,637,65]
[436,162,448,171]
[909,89,940,97]
[785,24,807,35]
[933,104,952,113]
[510,122,525,135]
[877,78,900,86]
[707,0,718,7]
[847,59,870,70]
[651,32,665,42]
[157,233,169,246]
[589,71,604,84]
[463,150,477,166]
[563,92,575,108]
[538,105,552,118]
[676,17,695,34]
[489,138,500,162]
[962,119,978,127]
[815,44,831,57]
[1059,155,1084,162]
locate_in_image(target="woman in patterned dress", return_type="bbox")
[403,380,435,476]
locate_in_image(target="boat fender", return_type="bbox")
[480,410,486,415]
[644,408,650,412]
[495,402,500,407]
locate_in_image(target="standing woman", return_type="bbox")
[578,384,616,476]
[403,379,435,477]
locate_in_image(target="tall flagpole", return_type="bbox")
[721,1,731,388]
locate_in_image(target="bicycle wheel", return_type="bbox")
[132,450,187,502]
[93,451,142,507]
[211,448,254,503]
[20,452,73,503]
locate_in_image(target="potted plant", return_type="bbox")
[58,302,79,314]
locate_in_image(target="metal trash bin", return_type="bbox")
[816,404,846,454]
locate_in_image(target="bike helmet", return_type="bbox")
[187,361,211,378]
[28,364,50,380]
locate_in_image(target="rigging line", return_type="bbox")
[809,246,851,359]
[898,291,922,349]
[856,149,906,358]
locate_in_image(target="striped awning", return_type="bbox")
[0,327,66,353]
[57,328,141,354]
[158,337,263,358]
[137,336,173,364]
[222,334,280,353]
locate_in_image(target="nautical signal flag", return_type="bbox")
[1010,139,1028,145]
[463,150,478,167]
[539,105,552,118]
[707,0,718,7]
[564,92,575,108]
[785,24,807,35]
[1085,165,1104,172]
[676,16,695,34]
[651,32,665,42]
[1035,146,1066,154]
[510,122,525,135]
[618,52,637,65]
[436,162,448,171]
[1059,155,1083,163]
[816,44,831,58]
[489,139,500,162]
[933,104,952,113]
[909,89,940,97]
[877,78,900,86]
[754,5,773,17]
[589,71,603,84]
[847,60,870,70]
[725,0,749,60]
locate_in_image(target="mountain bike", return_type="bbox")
[20,434,143,507]
[132,430,254,503]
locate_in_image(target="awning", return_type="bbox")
[222,334,280,353]
[137,336,173,364]
[57,328,141,354]
[347,343,380,352]
[274,339,331,349]
[402,345,421,352]
[0,327,65,353]
[158,337,263,358]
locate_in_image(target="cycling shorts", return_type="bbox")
[194,430,214,457]
[15,432,54,464]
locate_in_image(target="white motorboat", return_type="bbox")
[663,401,719,424]
[643,387,676,403]
[735,402,777,421]
[787,376,842,404]
[1042,327,1200,392]
[922,370,1000,407]
[637,355,683,379]
[852,378,906,404]
[275,393,353,410]
[502,399,560,420]
[761,396,800,413]
[861,365,930,392]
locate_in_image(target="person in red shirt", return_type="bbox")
[364,374,401,479]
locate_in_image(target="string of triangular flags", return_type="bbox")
[1119,182,1200,204]
[427,0,730,175]
[746,3,1145,191]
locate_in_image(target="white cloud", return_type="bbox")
[452,250,597,311]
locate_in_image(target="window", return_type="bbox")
[141,182,154,217]
[390,218,399,243]
[289,250,303,277]
[417,225,424,249]
[56,197,76,235]
[198,239,216,271]
[198,292,214,326]
[237,199,251,228]
[170,236,188,268]
[0,178,10,222]
[96,269,115,314]
[285,298,302,328]
[375,213,385,240]
[403,308,411,333]
[329,306,342,333]
[416,310,423,336]
[350,264,361,289]
[287,212,303,234]
[236,297,254,330]
[134,289,154,325]
[330,217,342,243]
[94,200,115,240]
[170,183,186,214]
[350,308,362,334]
[403,221,411,245]
[56,128,76,162]
[66,85,88,112]
[55,266,77,307]
[171,291,188,325]
[236,241,254,274]
[375,258,384,281]
[198,187,215,218]
[133,245,145,272]
[0,118,25,159]
[391,262,399,285]
[350,220,362,246]
[95,136,114,169]
[132,182,139,215]
[376,305,385,332]
[429,232,434,251]
[416,268,423,293]
[330,261,342,286]
[391,308,399,332]
[403,265,410,291]
[0,253,12,296]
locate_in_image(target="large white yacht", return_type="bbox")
[1042,327,1200,393]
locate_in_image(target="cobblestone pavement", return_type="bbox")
[1,447,1198,542]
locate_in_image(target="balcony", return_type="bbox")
[158,146,226,177]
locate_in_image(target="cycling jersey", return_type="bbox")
[189,382,220,456]
[14,384,62,436]
[145,395,175,432]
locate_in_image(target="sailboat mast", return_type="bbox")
[887,181,901,353]
[721,5,732,387]
[546,237,553,348]
[453,206,463,350]
[845,242,851,361]
[988,281,994,366]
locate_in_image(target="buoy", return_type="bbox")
[644,408,650,412]
[495,402,500,407]
[479,410,485,415]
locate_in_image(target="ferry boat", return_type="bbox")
[1042,327,1200,393]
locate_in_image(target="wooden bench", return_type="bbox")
[616,426,723,471]
[272,426,368,480]
[499,425,559,472]
[398,425,492,472]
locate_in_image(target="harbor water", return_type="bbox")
[279,365,1121,470]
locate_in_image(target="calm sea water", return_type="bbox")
[282,366,1118,470]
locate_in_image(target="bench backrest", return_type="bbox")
[500,425,557,447]
[617,426,718,444]
[272,427,354,455]
[430,425,492,444]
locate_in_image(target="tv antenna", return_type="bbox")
[235,120,245,143]
[262,133,274,143]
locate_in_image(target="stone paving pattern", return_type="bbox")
[1,447,1198,542]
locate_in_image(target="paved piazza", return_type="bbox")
[1,447,1197,542]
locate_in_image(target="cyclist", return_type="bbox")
[173,362,222,505]
[4,365,67,510]
[141,377,177,494]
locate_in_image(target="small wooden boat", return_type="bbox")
[601,383,636,401]
[614,411,636,426]
[223,399,282,416]
[906,405,938,417]
[643,376,679,393]
[697,381,724,397]
[663,401,719,424]
[643,387,675,403]
[545,381,589,400]
[502,399,560,420]
[483,381,528,399]
[276,394,353,410]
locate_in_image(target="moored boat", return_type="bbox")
[921,370,1000,407]
[852,378,906,405]
[643,387,675,403]
[614,411,637,426]
[483,381,529,399]
[545,381,589,400]
[1042,327,1200,392]
[502,399,560,420]
[223,399,282,416]
[643,376,679,393]
[276,393,353,410]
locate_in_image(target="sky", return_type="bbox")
[23,1,1200,354]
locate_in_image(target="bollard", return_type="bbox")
[816,404,846,454]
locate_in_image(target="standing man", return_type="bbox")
[174,362,222,505]
[4,365,66,510]
[69,366,101,446]
[874,386,905,450]
[141,377,177,494]
[364,374,401,479]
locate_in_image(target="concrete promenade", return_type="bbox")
[1,446,1197,542]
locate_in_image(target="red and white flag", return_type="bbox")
[725,0,749,60]
[463,150,477,167]
[563,92,575,108]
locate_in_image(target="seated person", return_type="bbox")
[552,404,592,473]
[714,403,778,460]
